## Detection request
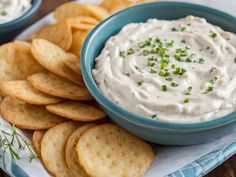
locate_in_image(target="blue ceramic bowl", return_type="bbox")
[81,2,236,145]
[0,0,41,44]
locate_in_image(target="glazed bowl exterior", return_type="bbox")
[81,2,236,145]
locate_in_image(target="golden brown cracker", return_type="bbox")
[1,97,65,130]
[77,124,154,177]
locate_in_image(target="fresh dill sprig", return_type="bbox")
[0,125,38,168]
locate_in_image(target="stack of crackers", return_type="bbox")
[0,0,159,176]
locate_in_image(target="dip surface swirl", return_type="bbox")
[93,16,236,123]
[0,0,32,24]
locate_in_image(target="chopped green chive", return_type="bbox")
[210,32,217,38]
[165,77,173,81]
[127,48,134,55]
[185,57,192,62]
[198,58,205,64]
[139,42,146,48]
[147,61,156,67]
[147,57,158,62]
[175,54,183,61]
[138,38,153,48]
[234,57,236,63]
[210,67,216,73]
[151,114,157,119]
[170,82,178,87]
[203,86,214,94]
[210,76,218,84]
[186,46,191,50]
[158,48,168,58]
[143,50,149,56]
[1,11,7,16]
[181,39,186,43]
[149,68,157,74]
[172,27,177,31]
[185,86,192,95]
[171,26,186,32]
[174,46,193,62]
[173,67,186,76]
[162,85,167,92]
[149,49,156,54]
[155,37,161,43]
[183,98,190,104]
[134,66,141,72]
[159,70,170,77]
[137,80,144,86]
[119,51,125,58]
[160,59,169,69]
[167,40,174,47]
[181,27,186,31]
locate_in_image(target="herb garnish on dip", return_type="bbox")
[93,16,236,123]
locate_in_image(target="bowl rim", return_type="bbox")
[81,1,236,130]
[0,0,42,29]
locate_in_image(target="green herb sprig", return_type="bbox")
[0,125,38,168]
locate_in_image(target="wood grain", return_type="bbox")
[1,0,236,177]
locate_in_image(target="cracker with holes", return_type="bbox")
[41,122,79,177]
[76,123,154,177]
[0,97,65,130]
[1,80,61,105]
[31,39,83,85]
[65,124,95,177]
[46,101,106,122]
[28,72,92,100]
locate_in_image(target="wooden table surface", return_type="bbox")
[1,0,236,177]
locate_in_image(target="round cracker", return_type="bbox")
[0,97,65,130]
[32,20,72,51]
[28,72,92,101]
[100,0,132,11]
[82,4,110,21]
[70,29,90,57]
[54,2,91,21]
[63,56,82,76]
[0,41,45,84]
[41,122,79,177]
[1,80,61,105]
[31,39,83,86]
[46,101,106,122]
[32,130,46,157]
[65,124,95,177]
[76,124,154,177]
[67,16,99,30]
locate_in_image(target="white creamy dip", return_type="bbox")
[93,16,236,123]
[0,0,32,24]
